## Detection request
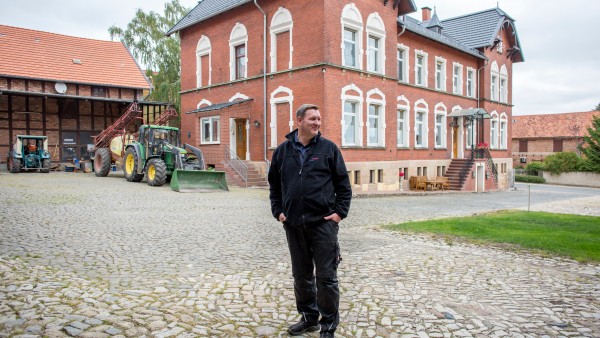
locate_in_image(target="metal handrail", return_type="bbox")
[224,145,248,187]
[482,148,498,183]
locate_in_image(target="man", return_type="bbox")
[268,104,352,337]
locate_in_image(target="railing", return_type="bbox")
[470,148,498,184]
[224,145,248,187]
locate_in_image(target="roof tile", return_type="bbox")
[512,112,600,139]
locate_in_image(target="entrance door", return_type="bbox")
[235,119,247,160]
[452,125,458,158]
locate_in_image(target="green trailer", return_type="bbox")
[7,135,51,173]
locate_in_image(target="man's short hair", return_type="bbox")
[296,104,319,118]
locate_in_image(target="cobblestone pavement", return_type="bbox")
[1,172,599,338]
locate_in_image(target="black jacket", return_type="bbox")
[268,130,352,227]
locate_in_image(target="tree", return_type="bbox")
[108,0,188,116]
[595,102,600,111]
[579,114,600,172]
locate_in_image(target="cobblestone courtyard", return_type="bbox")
[1,172,599,337]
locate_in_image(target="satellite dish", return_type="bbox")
[55,82,67,94]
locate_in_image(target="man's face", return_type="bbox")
[298,109,321,138]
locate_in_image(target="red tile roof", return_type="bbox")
[512,111,600,139]
[0,25,150,89]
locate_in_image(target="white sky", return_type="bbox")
[1,0,599,115]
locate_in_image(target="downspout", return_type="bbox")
[475,59,489,150]
[254,0,268,163]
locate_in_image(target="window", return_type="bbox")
[435,57,446,91]
[453,63,463,95]
[500,65,508,103]
[490,112,499,149]
[354,170,361,185]
[270,86,294,148]
[378,169,383,183]
[229,23,248,81]
[466,67,475,97]
[91,87,106,97]
[196,35,211,88]
[366,13,386,75]
[366,89,386,147]
[415,50,428,87]
[434,103,447,148]
[201,116,220,144]
[397,45,409,82]
[490,61,499,101]
[500,113,508,149]
[341,4,363,69]
[414,100,428,148]
[341,84,363,146]
[466,119,477,149]
[269,7,293,72]
[397,96,410,147]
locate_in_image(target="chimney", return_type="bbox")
[422,6,432,21]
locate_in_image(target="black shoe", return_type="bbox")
[320,332,334,338]
[287,320,320,336]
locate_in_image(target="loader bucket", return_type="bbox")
[170,169,229,192]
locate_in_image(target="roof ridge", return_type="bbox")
[0,24,119,44]
[441,7,505,23]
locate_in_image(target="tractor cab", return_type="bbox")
[8,135,51,173]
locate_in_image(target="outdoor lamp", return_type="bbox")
[253,120,261,128]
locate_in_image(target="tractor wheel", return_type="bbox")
[123,148,144,182]
[94,148,111,177]
[8,156,21,173]
[145,158,167,186]
[41,159,51,173]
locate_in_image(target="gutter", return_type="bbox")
[254,0,268,163]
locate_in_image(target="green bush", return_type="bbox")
[543,152,582,175]
[525,162,544,176]
[515,174,546,183]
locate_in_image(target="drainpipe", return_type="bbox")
[254,0,268,163]
[475,59,489,149]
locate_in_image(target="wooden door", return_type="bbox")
[235,119,246,160]
[452,125,458,158]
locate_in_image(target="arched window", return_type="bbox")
[341,84,363,146]
[397,95,410,147]
[490,111,499,149]
[269,86,294,147]
[366,13,386,75]
[499,113,508,149]
[341,4,363,69]
[414,99,429,148]
[366,88,386,147]
[229,23,248,81]
[490,61,499,101]
[270,7,293,72]
[434,103,447,148]
[500,65,508,103]
[196,35,211,88]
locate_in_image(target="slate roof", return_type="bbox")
[512,112,599,139]
[0,25,150,89]
[167,0,252,36]
[185,98,253,114]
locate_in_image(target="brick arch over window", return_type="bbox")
[341,4,363,69]
[269,86,294,147]
[270,7,293,72]
[229,23,248,81]
[196,35,211,88]
[366,13,386,75]
[341,83,363,146]
[229,92,249,102]
[197,99,212,109]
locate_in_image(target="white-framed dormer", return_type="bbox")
[452,62,463,95]
[414,49,428,87]
[414,99,429,148]
[366,88,386,147]
[490,61,499,101]
[366,13,386,75]
[434,56,446,91]
[270,7,293,72]
[269,86,294,148]
[341,84,364,147]
[490,110,499,149]
[434,102,447,149]
[397,95,410,147]
[397,43,410,83]
[229,23,248,81]
[229,92,250,102]
[499,112,508,149]
[196,35,211,88]
[500,64,508,103]
[341,4,363,70]
[466,66,476,98]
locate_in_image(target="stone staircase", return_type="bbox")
[222,161,269,188]
[445,158,474,191]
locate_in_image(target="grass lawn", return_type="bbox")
[385,210,600,263]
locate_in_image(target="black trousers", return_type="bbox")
[284,220,341,333]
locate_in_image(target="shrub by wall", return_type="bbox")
[515,175,546,184]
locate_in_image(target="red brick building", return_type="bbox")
[168,0,524,191]
[0,25,169,165]
[512,111,599,167]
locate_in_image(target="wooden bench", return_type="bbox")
[437,176,449,191]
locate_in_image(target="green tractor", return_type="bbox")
[8,135,51,173]
[121,125,228,191]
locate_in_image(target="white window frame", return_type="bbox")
[500,65,508,103]
[434,103,447,149]
[490,111,499,149]
[434,56,446,91]
[196,35,211,88]
[269,7,293,72]
[466,67,476,98]
[415,50,428,87]
[453,62,463,95]
[397,44,410,82]
[466,118,477,149]
[269,86,294,148]
[229,23,248,81]
[341,84,363,147]
[366,88,386,147]
[414,99,428,148]
[341,4,363,69]
[200,116,220,144]
[397,95,410,147]
[499,113,508,149]
[490,61,499,101]
[366,13,386,75]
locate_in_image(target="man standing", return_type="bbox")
[268,104,352,337]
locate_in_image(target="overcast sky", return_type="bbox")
[1,0,598,115]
